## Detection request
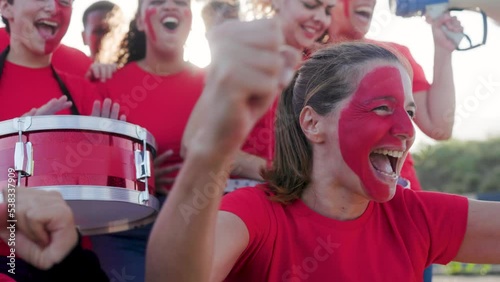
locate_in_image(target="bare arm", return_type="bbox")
[146,19,300,281]
[454,199,500,264]
[414,14,463,140]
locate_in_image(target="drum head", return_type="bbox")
[34,185,160,235]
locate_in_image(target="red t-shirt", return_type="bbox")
[0,28,92,78]
[241,99,278,163]
[100,62,205,190]
[0,62,98,255]
[0,61,98,121]
[220,186,468,281]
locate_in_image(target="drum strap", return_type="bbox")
[0,46,80,115]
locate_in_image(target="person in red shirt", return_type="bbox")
[0,27,92,78]
[327,0,463,193]
[183,0,335,192]
[146,23,500,281]
[90,0,205,279]
[0,0,123,275]
[327,3,463,279]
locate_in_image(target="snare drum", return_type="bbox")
[0,115,159,235]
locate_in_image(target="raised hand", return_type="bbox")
[86,63,118,83]
[91,98,126,121]
[0,188,78,270]
[190,18,300,158]
[427,13,464,52]
[21,96,72,117]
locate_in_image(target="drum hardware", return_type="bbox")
[135,126,151,204]
[0,115,160,235]
[13,117,34,186]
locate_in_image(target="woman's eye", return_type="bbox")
[302,1,318,10]
[325,6,334,16]
[151,0,165,5]
[407,110,416,119]
[373,105,391,113]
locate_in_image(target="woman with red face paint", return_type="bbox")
[0,0,123,121]
[182,0,335,193]
[148,30,500,281]
[327,0,463,193]
[90,0,205,280]
[327,2,463,279]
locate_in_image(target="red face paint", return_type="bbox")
[338,66,414,202]
[342,0,350,18]
[44,2,71,54]
[145,7,157,43]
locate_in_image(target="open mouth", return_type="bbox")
[369,149,402,180]
[34,19,59,38]
[162,17,179,30]
[354,6,373,21]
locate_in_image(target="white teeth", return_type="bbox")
[373,149,403,158]
[162,17,179,24]
[304,27,317,34]
[38,20,58,27]
[378,170,398,179]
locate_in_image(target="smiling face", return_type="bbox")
[2,0,72,55]
[275,0,335,50]
[328,0,375,40]
[137,0,192,55]
[336,62,415,202]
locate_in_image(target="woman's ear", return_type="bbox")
[299,106,325,144]
[135,12,145,32]
[0,0,14,22]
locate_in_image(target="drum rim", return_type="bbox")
[0,115,157,153]
[29,185,160,235]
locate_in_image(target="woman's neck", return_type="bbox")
[139,46,186,76]
[302,179,370,221]
[7,39,51,68]
[301,148,370,221]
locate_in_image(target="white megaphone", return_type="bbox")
[390,0,500,47]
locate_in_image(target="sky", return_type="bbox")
[18,0,500,152]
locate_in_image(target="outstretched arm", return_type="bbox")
[146,18,299,282]
[454,199,500,263]
[413,13,463,140]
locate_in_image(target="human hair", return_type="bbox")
[2,0,14,33]
[116,0,146,66]
[264,42,405,204]
[82,1,117,27]
[94,4,127,63]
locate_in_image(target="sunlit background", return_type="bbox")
[8,0,500,152]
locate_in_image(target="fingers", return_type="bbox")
[100,98,112,118]
[86,63,118,82]
[21,96,73,117]
[154,150,174,166]
[0,189,78,270]
[35,96,73,116]
[91,98,124,120]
